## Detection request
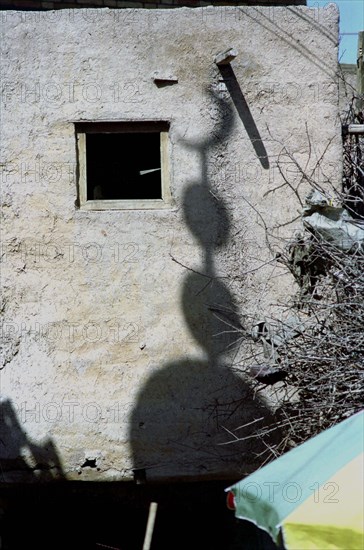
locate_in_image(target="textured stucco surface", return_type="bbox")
[0,5,341,482]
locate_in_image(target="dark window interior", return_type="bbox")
[86,132,162,200]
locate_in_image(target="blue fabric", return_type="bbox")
[226,410,364,544]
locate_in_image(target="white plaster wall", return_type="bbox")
[0,5,341,481]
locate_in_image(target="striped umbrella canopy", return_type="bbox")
[226,410,364,550]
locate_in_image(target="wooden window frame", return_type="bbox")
[75,121,172,211]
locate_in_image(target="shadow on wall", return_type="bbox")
[0,399,64,483]
[239,6,338,80]
[129,81,274,481]
[0,399,64,548]
[218,64,269,169]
